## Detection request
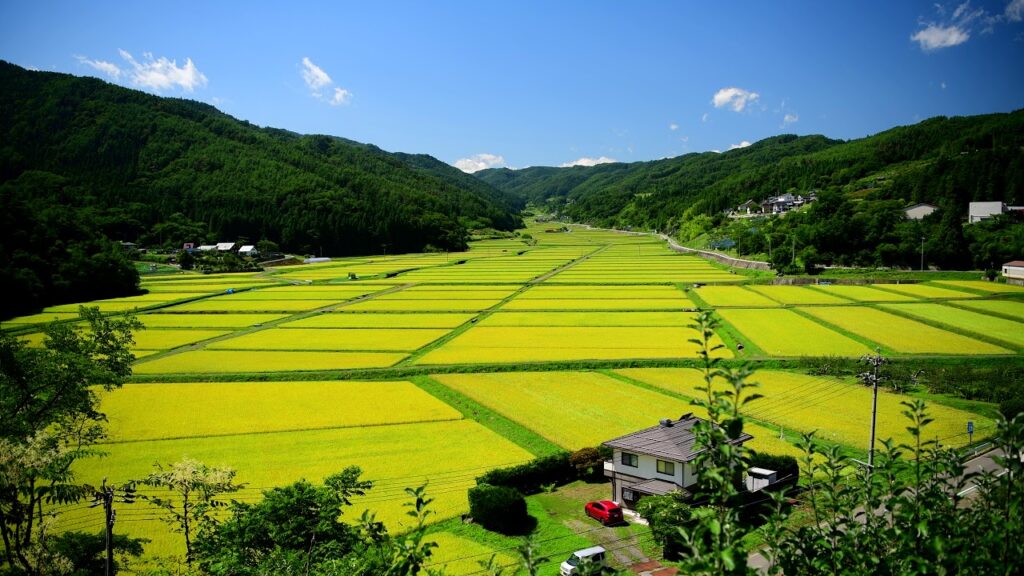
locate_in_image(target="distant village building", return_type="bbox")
[904,203,938,220]
[1003,261,1024,280]
[237,245,258,257]
[736,200,759,215]
[969,202,1006,224]
[731,192,817,217]
[215,242,236,252]
[197,244,218,252]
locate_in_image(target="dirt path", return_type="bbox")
[565,519,649,568]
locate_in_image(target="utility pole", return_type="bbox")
[767,234,772,260]
[791,236,796,265]
[858,350,887,472]
[90,478,136,576]
[920,236,925,271]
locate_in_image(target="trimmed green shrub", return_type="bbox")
[468,484,529,535]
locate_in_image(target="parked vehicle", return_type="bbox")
[584,500,623,525]
[560,545,606,575]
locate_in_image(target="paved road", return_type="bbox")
[746,447,1008,573]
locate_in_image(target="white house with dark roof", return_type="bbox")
[1003,261,1024,280]
[602,414,753,509]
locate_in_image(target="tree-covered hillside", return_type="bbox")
[478,112,1024,270]
[0,61,524,318]
[0,61,522,256]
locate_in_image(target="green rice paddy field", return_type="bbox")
[7,223,1022,574]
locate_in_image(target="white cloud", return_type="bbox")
[1008,0,1024,21]
[330,87,352,106]
[941,81,947,90]
[783,113,799,126]
[729,141,752,150]
[301,57,332,92]
[712,87,760,112]
[669,122,679,131]
[75,55,121,79]
[911,24,970,50]
[453,153,506,173]
[300,57,353,107]
[560,156,617,168]
[118,50,207,92]
[701,112,709,123]
[910,1,1001,51]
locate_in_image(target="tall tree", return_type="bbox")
[0,307,140,575]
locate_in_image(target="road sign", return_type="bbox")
[968,421,974,434]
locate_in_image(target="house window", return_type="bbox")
[622,488,636,501]
[620,452,638,467]
[656,459,675,476]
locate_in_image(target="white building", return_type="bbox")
[1003,261,1024,280]
[602,414,752,509]
[969,201,1006,224]
[904,203,938,220]
[215,242,236,252]
[237,245,258,257]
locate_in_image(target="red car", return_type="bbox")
[584,500,624,525]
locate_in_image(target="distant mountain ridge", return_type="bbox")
[475,114,1024,232]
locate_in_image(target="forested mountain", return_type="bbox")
[0,61,523,318]
[478,112,1024,270]
[0,61,521,253]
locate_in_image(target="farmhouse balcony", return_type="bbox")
[603,459,616,477]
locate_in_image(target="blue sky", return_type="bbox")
[2,1,1023,171]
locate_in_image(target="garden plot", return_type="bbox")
[432,371,797,456]
[225,287,384,300]
[954,299,1024,319]
[344,298,504,312]
[616,368,993,449]
[138,313,288,329]
[133,350,407,374]
[717,308,871,357]
[100,380,462,442]
[516,285,686,299]
[163,298,344,312]
[207,327,450,351]
[479,311,695,327]
[415,325,731,365]
[425,533,517,576]
[808,285,918,302]
[70,420,534,555]
[871,283,978,300]
[747,285,851,305]
[287,313,475,329]
[801,306,1010,355]
[691,286,779,307]
[130,329,232,351]
[501,297,690,310]
[879,303,1024,349]
[935,280,1024,293]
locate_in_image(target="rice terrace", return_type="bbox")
[2,4,1024,573]
[3,221,1020,573]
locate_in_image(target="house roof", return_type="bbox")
[215,242,236,251]
[603,414,753,462]
[238,245,256,252]
[631,478,685,496]
[904,203,938,210]
[1004,261,1024,267]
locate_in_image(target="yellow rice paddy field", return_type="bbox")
[6,223,1016,574]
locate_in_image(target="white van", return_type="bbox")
[559,545,606,575]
